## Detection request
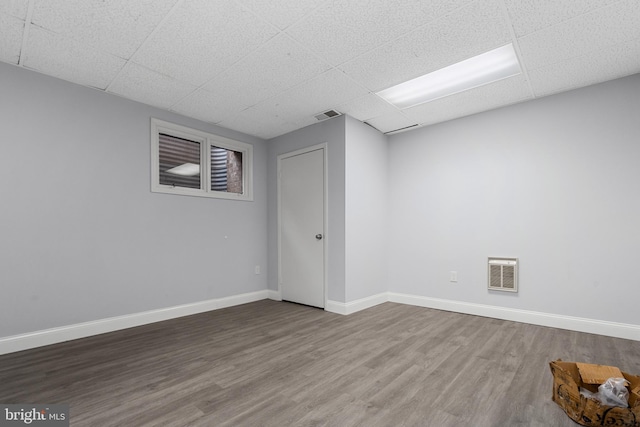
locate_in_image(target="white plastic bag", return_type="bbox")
[580,377,630,408]
[598,377,629,408]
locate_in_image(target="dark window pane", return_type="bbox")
[159,133,201,189]
[210,147,228,191]
[211,146,243,194]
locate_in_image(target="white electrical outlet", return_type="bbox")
[450,271,458,282]
[254,265,260,275]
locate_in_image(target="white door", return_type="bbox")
[279,147,325,308]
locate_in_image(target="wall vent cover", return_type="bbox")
[488,257,518,292]
[314,110,341,121]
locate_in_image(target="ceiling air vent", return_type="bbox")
[314,110,341,121]
[488,257,518,292]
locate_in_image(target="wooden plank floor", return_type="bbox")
[1,300,639,426]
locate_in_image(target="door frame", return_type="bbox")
[277,143,329,309]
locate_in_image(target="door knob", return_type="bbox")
[315,234,323,240]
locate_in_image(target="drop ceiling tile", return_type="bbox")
[403,74,533,126]
[366,112,417,134]
[286,0,472,66]
[235,0,320,30]
[247,69,370,122]
[217,111,295,140]
[8,1,639,139]
[287,115,326,133]
[339,0,512,92]
[133,0,279,86]
[0,13,24,65]
[0,0,29,19]
[107,62,197,109]
[31,0,179,59]
[229,101,321,139]
[202,34,330,110]
[229,98,342,140]
[528,38,640,98]
[504,0,621,37]
[171,88,246,125]
[23,26,125,90]
[336,93,400,122]
[518,0,640,71]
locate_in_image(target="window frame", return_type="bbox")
[151,118,253,201]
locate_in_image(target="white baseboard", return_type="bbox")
[325,293,388,315]
[0,290,269,355]
[267,289,282,301]
[3,290,637,355]
[387,292,640,342]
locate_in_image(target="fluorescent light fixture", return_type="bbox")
[166,163,200,176]
[377,44,521,109]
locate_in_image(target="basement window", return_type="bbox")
[151,119,253,201]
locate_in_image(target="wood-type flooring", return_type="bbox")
[1,300,639,426]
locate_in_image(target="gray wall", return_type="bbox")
[387,74,640,325]
[3,58,638,339]
[267,115,389,304]
[267,116,347,302]
[0,62,268,338]
[345,116,389,301]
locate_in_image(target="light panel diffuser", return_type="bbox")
[377,44,521,109]
[166,162,200,176]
